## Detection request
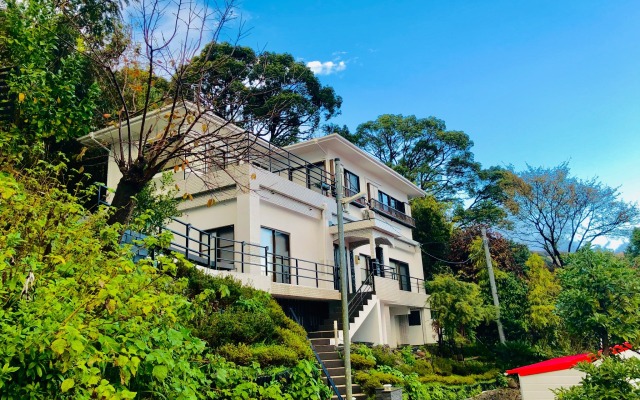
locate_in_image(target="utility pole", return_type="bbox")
[481,227,506,344]
[335,158,352,400]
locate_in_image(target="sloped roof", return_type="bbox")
[506,343,634,376]
[505,353,594,377]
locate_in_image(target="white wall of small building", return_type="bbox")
[519,369,586,400]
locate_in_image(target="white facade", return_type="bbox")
[82,105,437,347]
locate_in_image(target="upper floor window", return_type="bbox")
[344,169,360,194]
[378,191,406,214]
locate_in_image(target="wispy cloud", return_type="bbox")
[306,60,347,75]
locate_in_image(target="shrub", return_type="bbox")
[371,345,400,367]
[412,359,434,376]
[276,327,313,361]
[451,359,494,375]
[218,343,253,365]
[351,353,376,370]
[433,357,454,375]
[354,370,403,396]
[399,345,416,366]
[251,344,299,367]
[493,340,543,371]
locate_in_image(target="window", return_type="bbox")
[408,310,421,326]
[261,227,291,283]
[390,259,411,291]
[378,191,405,213]
[201,225,234,270]
[344,169,360,195]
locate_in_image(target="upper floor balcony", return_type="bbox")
[176,132,417,229]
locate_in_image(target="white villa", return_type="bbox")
[80,103,436,347]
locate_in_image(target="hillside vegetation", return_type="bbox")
[0,165,330,399]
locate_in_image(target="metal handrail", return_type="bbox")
[366,264,426,294]
[347,265,376,321]
[369,198,416,228]
[288,308,344,400]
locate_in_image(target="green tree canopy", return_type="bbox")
[183,42,343,146]
[556,247,640,355]
[410,195,453,281]
[426,273,495,346]
[525,253,561,345]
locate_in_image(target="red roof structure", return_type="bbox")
[506,343,633,377]
[505,353,594,377]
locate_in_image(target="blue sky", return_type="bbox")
[229,0,640,203]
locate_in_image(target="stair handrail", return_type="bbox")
[347,265,377,321]
[288,308,344,400]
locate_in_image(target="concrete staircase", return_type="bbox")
[314,292,377,344]
[309,335,367,400]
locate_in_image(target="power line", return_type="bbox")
[419,245,472,265]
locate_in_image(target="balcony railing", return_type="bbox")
[343,186,367,207]
[363,264,425,294]
[369,198,416,228]
[99,186,338,290]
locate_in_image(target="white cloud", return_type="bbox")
[306,60,346,75]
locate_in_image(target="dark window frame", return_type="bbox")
[201,225,235,269]
[408,309,421,326]
[378,190,406,214]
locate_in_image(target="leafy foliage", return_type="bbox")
[525,253,561,345]
[0,0,100,149]
[0,164,328,398]
[184,42,342,146]
[411,195,453,280]
[556,247,640,354]
[426,274,495,346]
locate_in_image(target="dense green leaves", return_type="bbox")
[556,247,640,354]
[184,42,342,146]
[426,274,495,346]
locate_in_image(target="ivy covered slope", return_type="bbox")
[0,167,330,399]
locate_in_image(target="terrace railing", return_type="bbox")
[364,263,426,294]
[369,198,416,228]
[98,186,338,289]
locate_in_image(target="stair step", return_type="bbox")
[318,351,341,361]
[314,344,335,353]
[308,330,335,339]
[323,359,344,368]
[325,366,346,376]
[309,337,330,346]
[334,383,363,395]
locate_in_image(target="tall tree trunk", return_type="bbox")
[107,177,146,226]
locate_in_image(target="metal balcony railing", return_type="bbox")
[98,186,338,290]
[362,264,425,293]
[369,198,416,228]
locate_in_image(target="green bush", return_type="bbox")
[277,327,313,361]
[493,340,543,371]
[412,358,434,375]
[432,357,454,375]
[451,359,494,375]
[371,345,401,367]
[399,345,416,366]
[351,353,376,370]
[354,370,403,396]
[251,344,299,367]
[217,343,254,365]
[418,370,498,385]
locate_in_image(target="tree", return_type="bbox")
[525,253,561,346]
[556,247,640,355]
[0,0,102,151]
[354,114,477,200]
[625,227,640,266]
[183,42,342,146]
[447,225,529,281]
[425,273,494,347]
[410,195,453,281]
[504,163,639,267]
[346,114,508,226]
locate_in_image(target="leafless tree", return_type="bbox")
[78,0,267,225]
[504,163,639,267]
